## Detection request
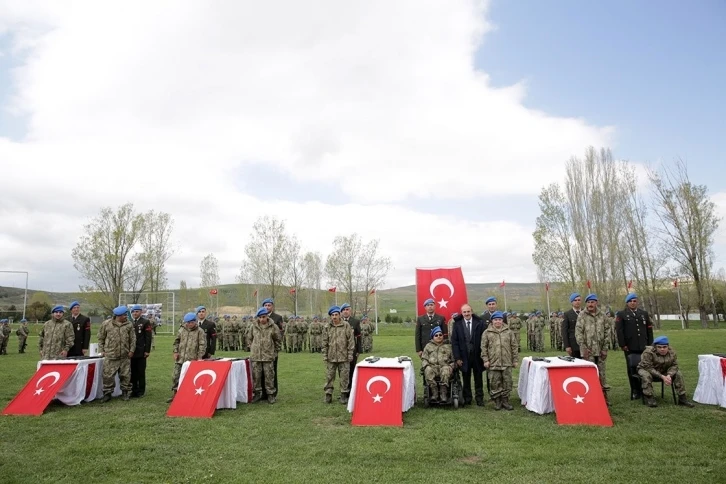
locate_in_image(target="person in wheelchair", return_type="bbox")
[421,326,455,403]
[637,336,695,408]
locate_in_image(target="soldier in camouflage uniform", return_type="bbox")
[526,314,535,351]
[421,326,454,403]
[607,311,618,351]
[17,319,30,353]
[98,306,136,402]
[481,311,519,410]
[360,316,373,353]
[39,305,75,360]
[637,336,694,408]
[285,317,295,353]
[575,294,611,406]
[534,312,545,352]
[248,307,282,403]
[167,312,207,402]
[308,316,321,352]
[220,315,231,351]
[0,320,10,355]
[322,306,355,404]
[549,313,557,349]
[507,313,522,353]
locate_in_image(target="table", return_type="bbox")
[37,358,121,405]
[517,356,598,414]
[693,354,725,406]
[347,357,416,413]
[178,358,252,409]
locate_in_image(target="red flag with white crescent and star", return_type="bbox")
[351,366,404,426]
[328,287,337,293]
[167,360,232,418]
[548,366,612,426]
[2,363,78,416]
[415,267,468,321]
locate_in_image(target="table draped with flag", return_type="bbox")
[347,357,416,422]
[693,354,726,407]
[517,356,599,414]
[37,358,121,405]
[178,358,253,409]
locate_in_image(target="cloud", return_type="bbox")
[0,0,613,292]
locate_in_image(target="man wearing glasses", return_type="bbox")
[562,293,583,358]
[451,304,486,406]
[637,336,694,408]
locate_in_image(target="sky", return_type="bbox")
[0,0,724,293]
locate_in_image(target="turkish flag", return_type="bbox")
[545,282,550,292]
[351,366,403,426]
[548,366,613,426]
[289,288,296,295]
[586,280,592,289]
[627,280,633,289]
[720,358,726,380]
[3,363,78,416]
[167,360,232,418]
[370,288,376,295]
[500,280,505,287]
[328,287,337,293]
[209,288,218,295]
[415,267,468,321]
[673,279,678,288]
[253,289,258,297]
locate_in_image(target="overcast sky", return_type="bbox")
[0,0,724,293]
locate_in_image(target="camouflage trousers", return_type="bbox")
[103,358,131,394]
[638,369,687,396]
[286,334,294,351]
[584,354,610,392]
[0,336,8,354]
[252,361,276,396]
[534,331,544,352]
[171,362,184,391]
[324,361,350,396]
[424,364,453,385]
[311,335,322,350]
[18,336,27,352]
[488,367,513,399]
[362,335,373,352]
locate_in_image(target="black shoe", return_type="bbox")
[101,394,112,403]
[476,398,484,407]
[678,395,695,408]
[645,396,657,407]
[324,394,332,404]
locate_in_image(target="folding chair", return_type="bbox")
[628,353,677,405]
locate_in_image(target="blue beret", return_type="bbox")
[491,311,504,320]
[196,306,206,313]
[328,305,341,316]
[20,319,27,322]
[262,298,274,305]
[569,293,581,303]
[423,298,435,307]
[430,326,443,339]
[340,303,351,310]
[625,293,637,303]
[256,307,269,318]
[0,319,7,323]
[112,306,128,316]
[653,336,669,345]
[130,304,143,311]
[485,297,497,304]
[183,312,197,323]
[585,294,598,302]
[361,315,369,320]
[69,301,80,310]
[51,305,65,313]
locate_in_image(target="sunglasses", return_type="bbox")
[434,333,443,337]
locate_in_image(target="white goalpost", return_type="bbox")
[118,291,176,334]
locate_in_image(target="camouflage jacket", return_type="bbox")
[98,319,136,359]
[360,322,372,336]
[637,346,679,377]
[481,325,519,370]
[1,325,11,337]
[247,320,281,362]
[173,325,207,362]
[39,319,75,359]
[309,321,323,335]
[534,317,545,332]
[421,341,454,369]
[322,321,354,363]
[575,309,609,355]
[508,317,521,331]
[17,325,30,337]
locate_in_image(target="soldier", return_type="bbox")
[421,326,454,403]
[39,305,75,360]
[322,305,355,404]
[98,306,136,402]
[196,306,216,358]
[129,304,152,398]
[549,313,557,349]
[340,303,361,394]
[534,312,545,352]
[360,315,373,353]
[562,293,583,358]
[167,312,207,402]
[637,336,694,408]
[309,316,322,352]
[507,313,522,352]
[481,297,508,327]
[481,311,519,410]
[301,316,310,352]
[415,298,446,357]
[0,320,10,355]
[67,301,91,357]
[262,298,283,394]
[248,307,282,403]
[616,293,654,400]
[526,313,536,351]
[17,319,30,353]
[575,294,611,406]
[607,311,618,351]
[285,317,295,353]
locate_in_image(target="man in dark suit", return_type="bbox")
[67,301,91,357]
[196,306,217,358]
[616,293,654,399]
[561,293,582,359]
[129,304,152,397]
[481,296,508,327]
[341,303,361,392]
[415,298,446,356]
[262,298,284,396]
[451,304,486,406]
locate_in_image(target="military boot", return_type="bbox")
[165,390,177,403]
[267,395,276,404]
[122,391,130,401]
[501,396,513,411]
[678,395,695,408]
[324,393,332,404]
[494,396,502,410]
[251,392,262,403]
[440,385,450,404]
[340,393,349,404]
[429,384,439,403]
[101,394,112,403]
[645,396,657,407]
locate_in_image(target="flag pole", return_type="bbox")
[335,290,338,306]
[503,282,508,312]
[546,282,551,318]
[675,279,684,329]
[256,289,259,309]
[374,290,379,335]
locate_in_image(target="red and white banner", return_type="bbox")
[3,363,78,416]
[328,287,337,293]
[167,360,232,418]
[351,366,404,426]
[415,267,468,321]
[547,366,613,426]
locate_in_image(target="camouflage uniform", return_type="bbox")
[607,314,619,350]
[575,309,610,394]
[285,319,295,353]
[534,316,545,352]
[98,318,136,397]
[322,320,355,399]
[637,346,688,397]
[526,315,535,351]
[0,323,11,354]
[309,319,322,352]
[39,318,75,360]
[171,324,207,390]
[508,315,522,352]
[247,319,282,399]
[421,340,454,384]
[17,323,30,353]
[481,324,519,406]
[360,319,373,353]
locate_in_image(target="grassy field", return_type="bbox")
[1,326,725,484]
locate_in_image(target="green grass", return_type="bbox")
[1,327,725,483]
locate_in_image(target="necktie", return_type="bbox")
[429,316,432,322]
[467,321,471,336]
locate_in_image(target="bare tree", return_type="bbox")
[304,251,324,315]
[282,236,307,315]
[325,234,363,312]
[200,253,220,288]
[240,216,289,300]
[179,280,190,313]
[357,239,392,313]
[139,210,175,293]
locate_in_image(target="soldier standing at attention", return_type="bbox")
[167,312,207,402]
[17,319,30,353]
[262,298,283,394]
[340,303,361,395]
[129,304,152,398]
[416,299,446,357]
[322,306,355,404]
[360,315,372,353]
[616,293,654,400]
[196,306,216,358]
[39,306,75,360]
[0,320,10,355]
[575,294,611,406]
[98,306,135,402]
[481,297,508,327]
[248,307,282,403]
[637,336,694,408]
[562,293,583,358]
[507,313,522,352]
[67,301,91,357]
[481,311,518,410]
[534,312,545,352]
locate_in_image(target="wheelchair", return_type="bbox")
[422,366,462,409]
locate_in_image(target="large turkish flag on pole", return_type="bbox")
[3,363,78,416]
[415,267,468,321]
[548,366,613,426]
[351,366,404,426]
[167,360,232,418]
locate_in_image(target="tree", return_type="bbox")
[200,253,220,288]
[179,280,190,313]
[357,239,392,314]
[29,291,53,307]
[71,203,145,312]
[282,236,306,315]
[325,234,363,312]
[239,216,289,301]
[139,210,175,293]
[304,251,324,315]
[649,160,721,328]
[27,301,51,321]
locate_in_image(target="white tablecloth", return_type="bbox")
[178,358,252,409]
[693,354,725,406]
[347,357,416,413]
[37,359,121,405]
[517,356,599,414]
